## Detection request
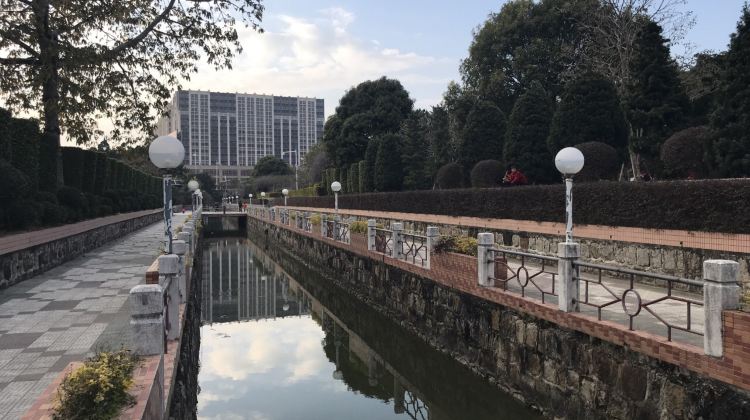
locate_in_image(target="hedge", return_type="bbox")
[61,147,85,190]
[280,180,750,234]
[81,150,98,193]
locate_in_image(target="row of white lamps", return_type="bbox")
[149,133,585,250]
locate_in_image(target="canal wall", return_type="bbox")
[284,206,750,292]
[248,216,750,420]
[0,209,162,289]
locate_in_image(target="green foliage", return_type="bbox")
[53,349,139,420]
[374,134,404,192]
[348,162,359,193]
[711,5,750,177]
[349,220,368,234]
[57,186,88,220]
[400,110,432,190]
[460,0,596,113]
[323,77,414,168]
[61,147,85,190]
[0,108,10,157]
[435,163,464,189]
[40,202,69,226]
[433,235,478,256]
[363,138,380,192]
[38,133,58,192]
[504,82,556,184]
[627,21,689,157]
[310,214,322,226]
[6,200,40,230]
[548,74,628,152]
[0,159,32,202]
[6,117,41,191]
[81,150,98,193]
[426,105,453,176]
[574,142,621,182]
[288,185,319,197]
[357,161,365,193]
[459,101,506,176]
[660,126,715,179]
[471,160,503,188]
[339,166,348,193]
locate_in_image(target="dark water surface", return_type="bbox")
[197,238,542,420]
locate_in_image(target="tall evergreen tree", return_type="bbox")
[362,138,380,192]
[627,21,690,159]
[548,74,628,153]
[711,5,750,177]
[426,105,452,176]
[400,110,431,190]
[504,82,556,184]
[458,101,506,177]
[374,134,404,192]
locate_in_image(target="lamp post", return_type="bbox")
[248,193,253,213]
[148,133,185,254]
[188,179,199,213]
[555,147,585,243]
[331,181,341,214]
[260,191,266,207]
[281,151,299,190]
[282,188,289,208]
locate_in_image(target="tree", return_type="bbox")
[548,74,628,152]
[299,142,330,186]
[681,52,726,126]
[322,77,413,168]
[460,0,597,113]
[458,101,506,177]
[0,0,264,186]
[711,5,750,177]
[373,134,403,192]
[435,163,464,189]
[504,82,556,184]
[470,160,503,188]
[426,105,452,176]
[253,156,292,177]
[627,21,689,160]
[362,137,380,192]
[660,126,714,179]
[400,110,431,190]
[574,141,621,181]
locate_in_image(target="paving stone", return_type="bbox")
[0,333,44,350]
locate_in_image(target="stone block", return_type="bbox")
[129,284,164,356]
[172,240,187,256]
[636,247,650,267]
[704,260,740,357]
[525,323,538,349]
[158,254,179,275]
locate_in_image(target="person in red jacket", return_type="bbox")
[503,164,528,186]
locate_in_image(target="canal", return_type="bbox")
[197,237,542,420]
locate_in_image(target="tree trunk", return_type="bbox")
[33,0,63,189]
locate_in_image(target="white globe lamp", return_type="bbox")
[554,147,585,243]
[148,133,185,169]
[187,179,199,191]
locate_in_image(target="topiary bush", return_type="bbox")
[660,126,714,179]
[7,200,40,230]
[40,202,68,226]
[470,160,503,188]
[0,159,32,202]
[36,191,58,204]
[57,186,88,220]
[574,142,621,182]
[53,349,139,420]
[435,163,464,189]
[61,147,85,190]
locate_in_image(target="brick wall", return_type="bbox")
[249,214,750,414]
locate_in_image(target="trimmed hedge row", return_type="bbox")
[279,180,750,234]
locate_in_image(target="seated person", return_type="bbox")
[502,165,528,186]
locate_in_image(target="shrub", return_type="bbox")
[310,214,322,226]
[7,200,39,230]
[284,179,750,234]
[57,186,88,219]
[81,150,98,193]
[40,202,68,226]
[660,126,714,179]
[61,147,85,190]
[36,191,58,204]
[435,163,464,189]
[8,117,41,191]
[471,160,503,188]
[96,205,114,217]
[0,159,32,202]
[374,134,404,191]
[350,220,368,234]
[574,142,620,182]
[433,235,478,256]
[53,349,139,420]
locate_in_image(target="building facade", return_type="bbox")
[157,90,324,181]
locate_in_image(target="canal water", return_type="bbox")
[198,238,542,420]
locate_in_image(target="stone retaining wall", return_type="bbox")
[0,210,162,289]
[248,217,750,420]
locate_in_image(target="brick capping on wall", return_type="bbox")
[0,209,161,255]
[284,206,750,255]
[252,213,750,393]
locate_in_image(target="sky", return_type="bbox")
[59,0,748,146]
[184,0,748,119]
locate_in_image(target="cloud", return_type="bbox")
[186,8,453,117]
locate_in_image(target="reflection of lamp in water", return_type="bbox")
[332,324,343,380]
[281,276,290,312]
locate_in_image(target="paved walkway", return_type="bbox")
[0,214,187,419]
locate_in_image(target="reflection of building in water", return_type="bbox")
[201,239,311,323]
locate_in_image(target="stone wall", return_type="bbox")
[248,217,750,420]
[0,210,162,289]
[167,236,202,420]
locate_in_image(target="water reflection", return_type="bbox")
[198,238,540,420]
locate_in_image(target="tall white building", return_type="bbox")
[157,90,324,180]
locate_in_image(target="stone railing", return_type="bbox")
[477,232,741,357]
[367,221,438,269]
[126,215,200,419]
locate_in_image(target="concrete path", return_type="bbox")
[0,214,187,419]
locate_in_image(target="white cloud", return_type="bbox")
[185,8,453,117]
